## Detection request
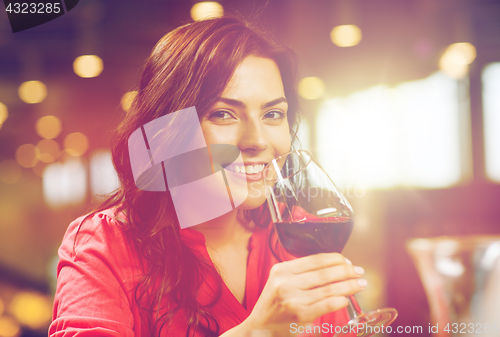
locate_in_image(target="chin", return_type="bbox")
[237,196,267,211]
[232,180,267,210]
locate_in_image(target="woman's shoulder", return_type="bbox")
[59,208,137,263]
[52,208,141,335]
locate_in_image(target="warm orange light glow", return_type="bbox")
[0,102,8,125]
[439,42,477,79]
[439,59,468,79]
[16,144,39,168]
[32,161,47,177]
[64,132,89,156]
[0,160,22,184]
[18,80,47,104]
[0,316,20,337]
[190,2,223,21]
[120,91,137,111]
[0,297,4,315]
[36,139,60,163]
[9,291,52,330]
[73,55,104,78]
[363,269,384,301]
[330,25,362,47]
[298,77,326,100]
[36,115,62,139]
[446,42,476,65]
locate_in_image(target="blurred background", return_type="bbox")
[0,0,499,336]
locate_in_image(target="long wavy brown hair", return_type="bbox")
[84,16,300,336]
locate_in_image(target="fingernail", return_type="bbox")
[358,279,368,287]
[354,266,364,275]
[345,258,352,265]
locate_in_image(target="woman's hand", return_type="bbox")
[243,253,366,331]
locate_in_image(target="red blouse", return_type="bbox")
[49,209,349,336]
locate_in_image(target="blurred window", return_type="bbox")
[90,149,120,198]
[296,118,311,152]
[317,72,464,190]
[42,149,120,208]
[482,62,500,183]
[42,158,86,208]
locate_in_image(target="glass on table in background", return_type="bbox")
[407,236,500,337]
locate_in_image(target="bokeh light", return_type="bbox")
[330,25,362,47]
[15,144,39,168]
[361,268,384,302]
[439,60,468,79]
[120,91,137,112]
[298,77,326,100]
[36,139,60,163]
[0,102,8,125]
[0,199,23,226]
[439,42,477,79]
[0,160,22,184]
[0,316,20,337]
[9,291,52,329]
[32,161,48,178]
[73,55,104,78]
[190,2,223,21]
[35,115,62,139]
[64,132,89,156]
[446,42,477,65]
[18,80,47,104]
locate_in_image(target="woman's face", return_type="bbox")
[200,56,292,210]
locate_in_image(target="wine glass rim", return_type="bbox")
[263,149,313,182]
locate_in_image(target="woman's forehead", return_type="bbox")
[221,56,285,100]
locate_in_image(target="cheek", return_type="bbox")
[201,125,235,146]
[272,127,292,154]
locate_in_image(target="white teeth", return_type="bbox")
[255,164,264,173]
[231,164,265,174]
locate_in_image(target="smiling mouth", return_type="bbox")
[226,163,266,175]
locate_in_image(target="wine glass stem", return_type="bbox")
[348,294,364,317]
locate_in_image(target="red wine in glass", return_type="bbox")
[275,219,353,257]
[264,150,397,337]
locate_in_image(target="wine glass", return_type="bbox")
[263,150,397,337]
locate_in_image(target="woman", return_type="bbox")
[49,16,366,337]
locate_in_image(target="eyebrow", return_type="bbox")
[216,97,288,110]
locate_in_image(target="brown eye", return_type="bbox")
[265,110,284,118]
[209,110,235,123]
[264,110,286,124]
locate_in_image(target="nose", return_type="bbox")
[238,118,268,153]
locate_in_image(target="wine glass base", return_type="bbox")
[334,308,398,337]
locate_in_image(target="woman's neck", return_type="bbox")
[192,209,253,249]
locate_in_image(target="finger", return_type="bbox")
[301,278,368,305]
[294,296,350,323]
[295,264,364,289]
[287,253,347,274]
